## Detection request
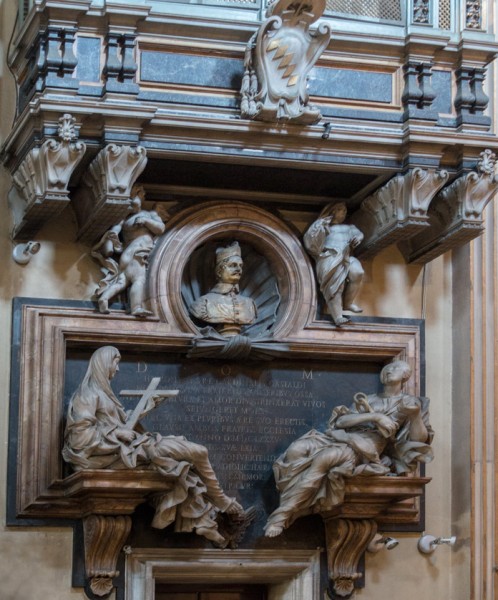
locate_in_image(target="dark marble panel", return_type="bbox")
[140,51,244,89]
[431,69,452,115]
[138,89,238,108]
[63,349,383,522]
[76,36,101,83]
[437,116,457,127]
[310,67,393,103]
[140,156,383,200]
[321,106,403,122]
[77,84,103,97]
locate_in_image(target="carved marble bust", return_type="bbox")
[189,242,257,337]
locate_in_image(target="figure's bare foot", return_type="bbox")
[131,307,152,318]
[265,525,283,538]
[334,316,350,327]
[344,304,362,313]
[98,299,109,314]
[196,526,227,548]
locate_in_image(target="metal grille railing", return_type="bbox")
[325,0,402,22]
[439,0,451,29]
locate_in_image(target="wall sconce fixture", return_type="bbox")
[13,241,41,265]
[367,533,399,553]
[417,533,456,555]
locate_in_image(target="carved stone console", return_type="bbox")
[322,476,429,597]
[56,469,428,598]
[9,114,86,239]
[352,168,449,260]
[72,144,147,244]
[59,470,175,597]
[400,150,498,264]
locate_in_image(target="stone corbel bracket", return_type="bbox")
[72,144,147,245]
[61,469,176,598]
[83,514,132,598]
[324,518,377,598]
[321,475,429,597]
[351,168,449,260]
[399,149,498,264]
[9,114,86,239]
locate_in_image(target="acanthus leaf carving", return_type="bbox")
[10,113,86,239]
[399,150,498,264]
[91,144,147,198]
[72,144,147,244]
[351,168,448,259]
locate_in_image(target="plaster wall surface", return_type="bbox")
[0,0,472,598]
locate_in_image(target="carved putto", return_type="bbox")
[91,185,165,317]
[240,0,331,124]
[62,346,244,548]
[303,202,364,326]
[264,360,434,538]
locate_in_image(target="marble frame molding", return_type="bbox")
[125,548,321,600]
[146,201,317,338]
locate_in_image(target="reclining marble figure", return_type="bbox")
[264,360,434,537]
[62,346,242,546]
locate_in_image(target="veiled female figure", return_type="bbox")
[62,346,242,546]
[265,361,434,537]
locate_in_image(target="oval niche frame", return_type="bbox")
[146,201,316,339]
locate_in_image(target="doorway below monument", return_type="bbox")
[126,548,321,600]
[155,583,267,599]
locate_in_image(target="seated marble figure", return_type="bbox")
[62,346,242,547]
[189,242,257,337]
[264,360,434,537]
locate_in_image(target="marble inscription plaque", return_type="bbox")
[64,352,381,507]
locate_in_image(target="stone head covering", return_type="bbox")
[216,242,241,265]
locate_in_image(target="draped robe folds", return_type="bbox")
[265,393,434,531]
[189,283,257,325]
[303,219,363,303]
[62,347,227,533]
